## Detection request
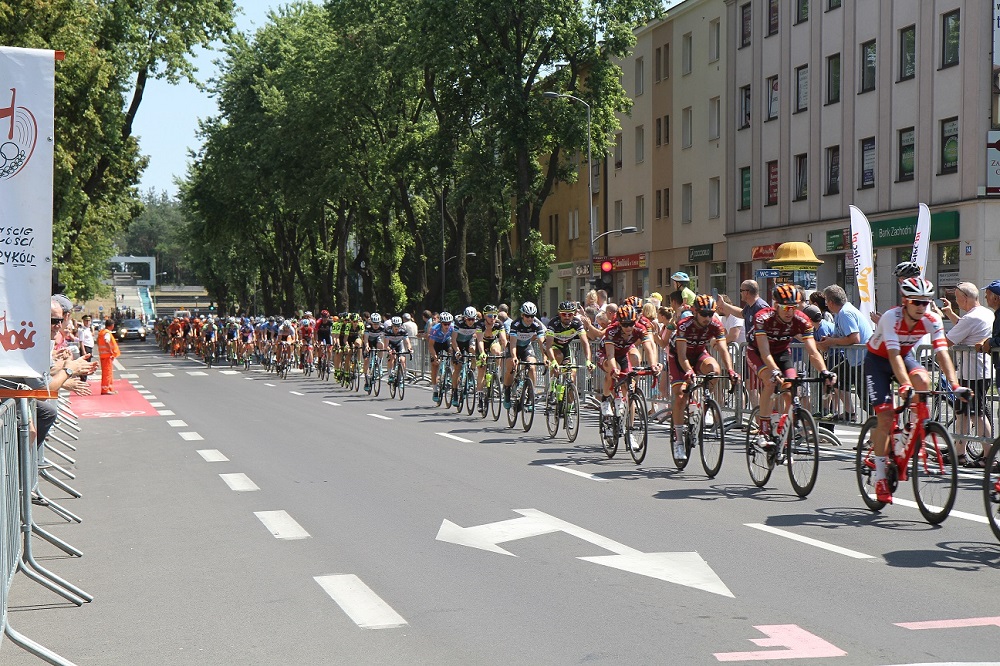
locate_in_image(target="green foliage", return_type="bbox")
[503,230,555,305]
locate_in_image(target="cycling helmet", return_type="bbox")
[277,317,284,323]
[623,295,642,308]
[693,294,716,313]
[893,261,921,279]
[899,276,935,299]
[439,311,454,323]
[332,316,339,322]
[370,313,382,324]
[617,304,638,324]
[772,283,802,306]
[390,316,402,326]
[320,309,329,317]
[304,311,313,317]
[463,306,478,319]
[482,304,499,315]
[558,300,576,314]
[520,301,538,316]
[670,271,691,283]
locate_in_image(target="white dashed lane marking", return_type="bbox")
[323,401,340,407]
[220,473,259,492]
[197,449,229,462]
[745,523,874,559]
[437,432,472,443]
[289,391,304,396]
[166,420,187,427]
[153,372,174,377]
[187,371,208,376]
[367,414,392,420]
[314,574,407,629]
[545,464,610,482]
[179,432,204,441]
[254,511,310,539]
[157,410,176,416]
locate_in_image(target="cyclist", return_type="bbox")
[201,317,217,362]
[749,284,835,449]
[224,317,240,362]
[276,316,297,368]
[600,304,661,418]
[503,302,546,410]
[669,294,739,461]
[475,304,508,409]
[383,316,412,386]
[543,300,593,378]
[448,306,480,407]
[871,261,925,324]
[315,310,334,373]
[362,312,386,392]
[428,312,454,403]
[299,314,316,371]
[863,276,969,503]
[239,317,255,363]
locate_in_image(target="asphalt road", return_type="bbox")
[4,341,1000,665]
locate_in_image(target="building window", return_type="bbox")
[898,127,914,181]
[899,25,915,80]
[635,195,645,231]
[663,188,670,217]
[664,115,670,144]
[860,137,876,189]
[739,85,751,128]
[570,209,580,240]
[794,154,807,200]
[739,166,751,210]
[860,40,876,92]
[682,107,693,148]
[795,65,808,112]
[682,183,693,223]
[942,10,960,68]
[663,44,670,79]
[655,47,662,82]
[655,189,662,218]
[940,117,958,174]
[767,0,779,36]
[740,3,752,47]
[795,0,808,24]
[635,125,644,163]
[709,97,720,140]
[766,160,778,205]
[826,53,840,104]
[708,177,720,218]
[709,19,720,62]
[682,33,692,75]
[828,0,841,9]
[614,199,623,229]
[655,117,662,146]
[766,75,779,120]
[635,57,644,96]
[826,145,840,194]
[710,262,727,296]
[614,133,623,169]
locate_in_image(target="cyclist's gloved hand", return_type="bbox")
[550,360,560,371]
[897,384,914,399]
[819,369,837,385]
[586,360,596,370]
[684,368,696,383]
[728,369,740,384]
[770,369,784,385]
[952,384,972,402]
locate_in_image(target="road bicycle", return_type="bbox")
[387,351,410,401]
[599,366,655,464]
[456,352,479,415]
[672,373,734,478]
[745,376,826,497]
[506,360,546,432]
[315,342,329,381]
[983,437,1000,542]
[432,353,453,408]
[480,354,504,421]
[856,387,958,524]
[365,348,387,396]
[929,373,993,464]
[544,360,581,443]
[203,337,217,368]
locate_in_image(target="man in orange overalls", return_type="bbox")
[96,319,121,395]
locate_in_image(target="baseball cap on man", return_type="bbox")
[986,280,1000,296]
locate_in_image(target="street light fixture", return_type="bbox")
[445,252,476,264]
[542,91,596,288]
[442,252,476,311]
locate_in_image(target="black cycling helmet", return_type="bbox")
[893,261,921,279]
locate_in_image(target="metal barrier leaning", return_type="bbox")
[408,336,431,385]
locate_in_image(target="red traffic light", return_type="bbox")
[600,260,613,273]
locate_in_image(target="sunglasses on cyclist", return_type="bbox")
[908,299,930,307]
[485,314,496,319]
[441,321,452,326]
[523,314,535,319]
[620,320,635,328]
[696,310,714,317]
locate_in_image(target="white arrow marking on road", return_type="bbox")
[323,401,341,407]
[745,523,874,559]
[314,575,407,629]
[437,509,733,597]
[368,413,392,420]
[437,432,473,443]
[713,625,846,661]
[545,464,610,482]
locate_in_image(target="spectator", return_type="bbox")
[718,280,770,409]
[78,314,95,360]
[596,290,609,311]
[647,291,662,309]
[976,281,1000,371]
[718,294,745,344]
[540,311,550,326]
[670,272,696,306]
[421,310,434,337]
[803,305,833,341]
[96,319,121,395]
[402,313,418,338]
[941,282,993,465]
[809,290,835,324]
[584,289,598,309]
[817,284,873,422]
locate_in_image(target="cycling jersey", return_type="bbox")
[478,319,505,343]
[239,324,254,341]
[299,323,314,341]
[508,319,546,347]
[363,322,384,345]
[453,318,479,346]
[384,325,408,351]
[545,316,585,347]
[202,324,216,340]
[278,324,295,340]
[316,318,333,343]
[866,306,946,359]
[225,324,239,340]
[428,323,452,344]
[603,322,648,358]
[671,314,725,358]
[749,308,813,356]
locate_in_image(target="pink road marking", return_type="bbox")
[714,624,847,662]
[896,616,1000,630]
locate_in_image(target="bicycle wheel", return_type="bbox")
[544,386,560,438]
[855,417,886,512]
[744,407,773,487]
[627,392,648,464]
[984,439,1000,542]
[672,412,692,471]
[564,383,580,443]
[787,407,819,497]
[373,358,382,396]
[521,379,535,432]
[599,411,618,458]
[506,381,519,428]
[700,398,725,479]
[388,367,397,398]
[912,421,958,525]
[397,361,406,400]
[489,376,502,421]
[464,370,477,415]
[433,367,445,406]
[364,358,374,395]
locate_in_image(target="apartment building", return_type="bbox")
[725,0,1000,303]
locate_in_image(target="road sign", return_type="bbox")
[756,269,780,279]
[436,508,733,597]
[98,305,103,311]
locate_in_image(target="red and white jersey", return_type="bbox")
[604,322,649,357]
[749,308,813,355]
[866,306,946,359]
[670,314,725,357]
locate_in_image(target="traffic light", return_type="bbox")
[598,260,613,291]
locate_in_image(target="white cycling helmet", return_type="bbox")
[520,301,537,316]
[439,312,454,323]
[893,261,921,279]
[390,316,402,326]
[370,313,382,324]
[899,277,935,299]
[463,306,477,319]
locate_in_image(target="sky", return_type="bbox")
[133,0,286,198]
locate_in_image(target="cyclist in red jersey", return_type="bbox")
[749,284,835,444]
[600,305,661,417]
[863,276,968,503]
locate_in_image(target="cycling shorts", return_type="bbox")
[317,332,332,345]
[747,347,796,381]
[863,351,923,414]
[668,349,713,386]
[513,345,535,363]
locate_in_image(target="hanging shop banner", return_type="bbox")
[910,203,931,277]
[0,47,55,379]
[849,205,875,321]
[751,243,782,261]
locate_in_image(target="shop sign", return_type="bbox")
[869,211,959,248]
[751,243,782,261]
[574,263,591,277]
[596,253,648,271]
[826,228,850,252]
[556,263,573,278]
[988,131,1000,195]
[937,271,960,288]
[688,244,714,262]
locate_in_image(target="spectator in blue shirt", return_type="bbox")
[817,284,874,422]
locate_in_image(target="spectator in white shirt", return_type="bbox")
[941,282,994,464]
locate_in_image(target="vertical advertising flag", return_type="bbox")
[849,205,875,321]
[910,203,931,277]
[0,47,55,378]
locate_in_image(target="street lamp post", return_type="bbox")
[543,91,595,288]
[443,253,476,311]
